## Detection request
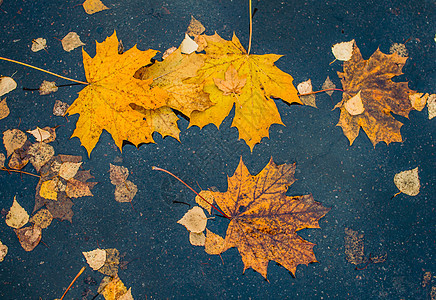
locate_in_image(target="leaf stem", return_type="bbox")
[247,0,253,55]
[0,167,40,178]
[152,166,231,219]
[0,57,88,85]
[60,266,86,300]
[298,88,344,97]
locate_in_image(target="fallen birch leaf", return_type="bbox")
[53,100,69,116]
[332,40,354,61]
[29,209,53,229]
[66,178,95,198]
[83,0,109,14]
[204,229,225,255]
[61,32,85,52]
[189,232,206,246]
[389,42,408,57]
[39,179,59,200]
[31,38,47,52]
[83,248,107,270]
[428,94,436,119]
[98,248,120,276]
[14,225,42,251]
[28,142,54,172]
[297,79,316,107]
[59,161,82,180]
[344,91,364,115]
[3,129,27,157]
[109,164,129,185]
[0,77,17,96]
[0,152,4,168]
[394,167,420,196]
[186,16,205,37]
[344,228,365,265]
[6,196,29,229]
[100,275,127,300]
[27,127,51,142]
[177,206,207,233]
[0,98,9,120]
[0,241,7,262]
[180,33,198,54]
[322,76,336,96]
[409,92,428,111]
[39,80,58,95]
[114,180,137,203]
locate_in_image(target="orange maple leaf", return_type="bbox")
[334,41,416,146]
[66,31,169,156]
[207,158,330,279]
[185,33,302,150]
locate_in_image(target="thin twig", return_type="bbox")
[59,266,86,300]
[152,166,231,219]
[0,57,88,85]
[298,88,344,97]
[0,167,40,178]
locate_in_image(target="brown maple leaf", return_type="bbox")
[207,158,330,279]
[335,41,416,146]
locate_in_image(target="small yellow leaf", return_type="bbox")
[0,77,17,96]
[27,127,51,142]
[28,142,54,172]
[118,288,134,300]
[6,197,29,229]
[0,241,8,262]
[344,91,365,115]
[114,180,137,203]
[109,164,129,185]
[186,16,205,36]
[101,275,127,300]
[39,180,58,200]
[204,229,225,255]
[31,38,47,52]
[29,209,53,229]
[189,232,206,246]
[59,161,82,180]
[180,33,198,54]
[332,40,355,61]
[0,98,10,120]
[83,0,109,14]
[83,248,107,270]
[409,92,428,111]
[61,32,85,52]
[195,190,214,214]
[177,206,207,233]
[3,129,27,157]
[297,79,316,107]
[394,167,420,196]
[428,94,436,119]
[39,80,58,95]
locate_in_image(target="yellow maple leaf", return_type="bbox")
[67,31,169,156]
[185,33,301,150]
